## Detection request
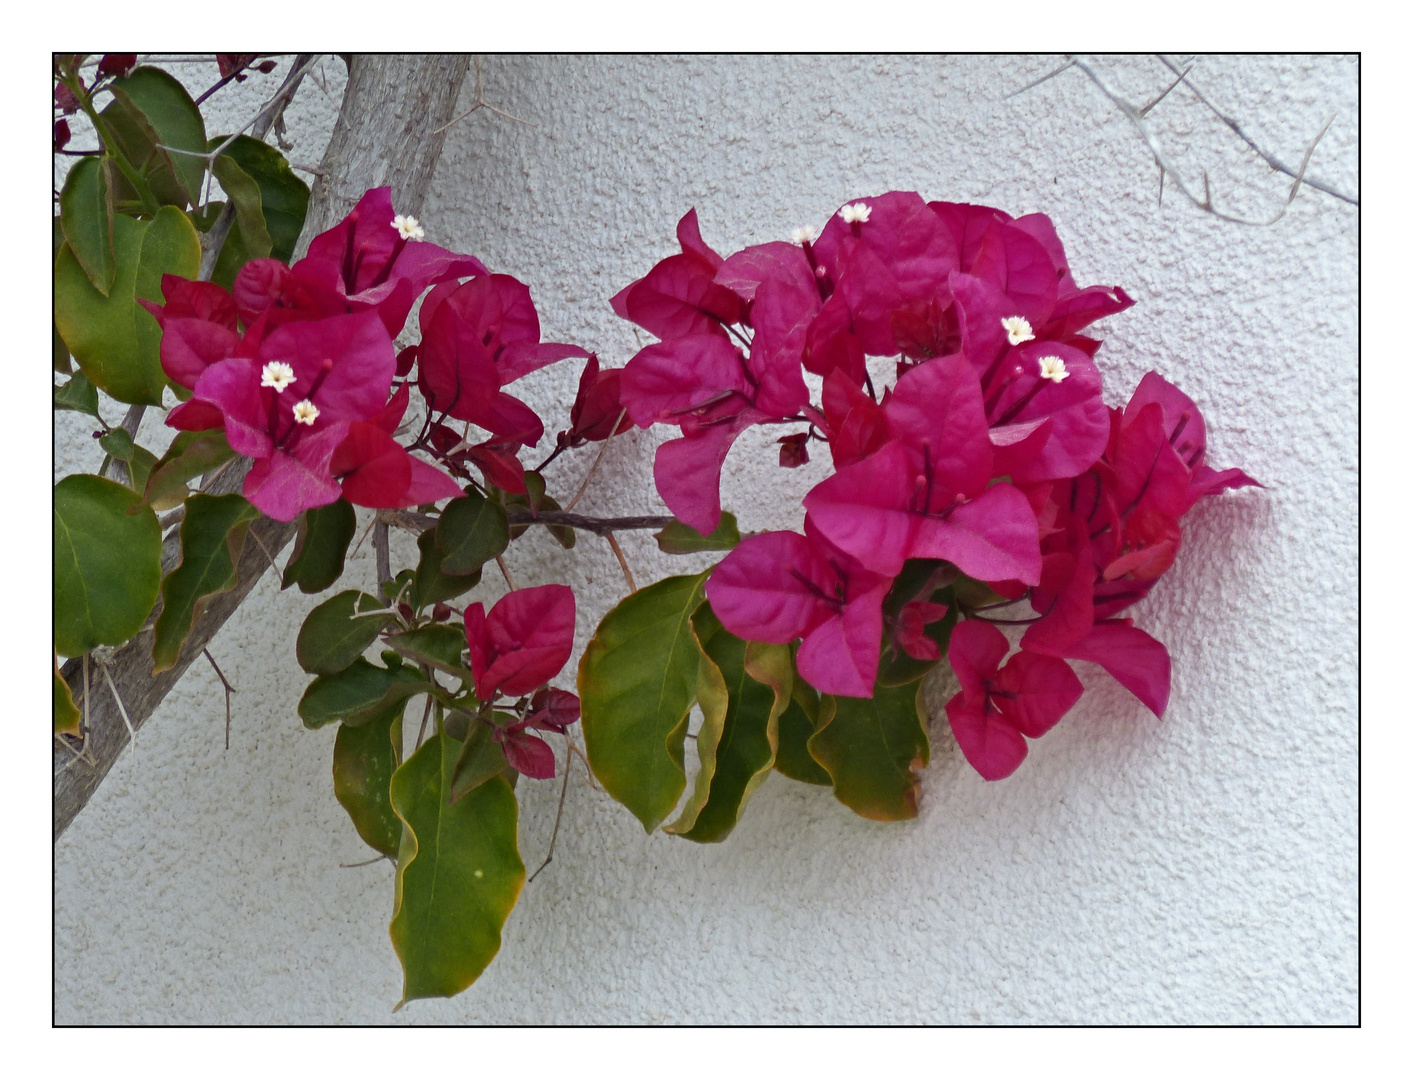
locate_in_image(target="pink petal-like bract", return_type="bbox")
[465,584,577,700]
[1065,620,1171,718]
[994,650,1082,739]
[945,695,1029,781]
[242,422,349,521]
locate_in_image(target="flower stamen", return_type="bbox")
[391,214,425,241]
[1001,315,1035,346]
[260,361,296,392]
[1037,355,1070,382]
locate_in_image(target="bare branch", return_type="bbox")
[1155,54,1357,206]
[1069,56,1332,227]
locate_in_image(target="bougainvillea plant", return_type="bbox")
[54,56,1259,1008]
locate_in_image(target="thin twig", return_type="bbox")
[340,855,393,869]
[431,56,537,135]
[495,555,517,591]
[605,532,636,594]
[203,649,237,750]
[562,408,629,512]
[248,527,279,572]
[1139,62,1192,117]
[1005,58,1076,99]
[100,662,137,764]
[527,741,573,885]
[415,694,433,751]
[567,737,599,791]
[1155,54,1357,206]
[349,514,377,561]
[197,456,237,493]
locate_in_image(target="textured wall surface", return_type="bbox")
[54,54,1358,1024]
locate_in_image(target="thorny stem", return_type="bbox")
[203,649,237,750]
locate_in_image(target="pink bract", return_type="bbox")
[464,584,577,701]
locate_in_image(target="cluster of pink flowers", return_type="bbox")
[141,187,597,522]
[613,192,1259,780]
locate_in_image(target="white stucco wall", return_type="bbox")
[54,54,1358,1024]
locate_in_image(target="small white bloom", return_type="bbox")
[1037,355,1070,383]
[838,202,871,224]
[391,214,425,241]
[1001,315,1035,346]
[790,225,817,244]
[259,361,296,393]
[292,399,320,425]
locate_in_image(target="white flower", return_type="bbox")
[292,399,320,425]
[259,361,296,393]
[790,225,817,244]
[391,214,425,241]
[1037,355,1070,383]
[1000,315,1035,346]
[838,202,871,224]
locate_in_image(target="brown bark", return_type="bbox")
[55,54,472,843]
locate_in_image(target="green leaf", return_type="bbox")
[436,492,509,576]
[59,156,116,295]
[54,372,100,419]
[209,151,272,287]
[211,135,309,263]
[281,499,357,594]
[53,474,162,657]
[505,477,575,549]
[98,427,134,460]
[412,527,481,608]
[299,658,432,729]
[389,732,524,1008]
[774,671,831,786]
[54,217,74,373]
[809,681,931,822]
[101,68,207,207]
[333,702,405,859]
[666,608,789,843]
[384,624,471,681]
[296,590,394,676]
[449,717,509,804]
[151,493,260,673]
[126,446,158,498]
[55,656,80,736]
[654,512,741,554]
[142,430,235,511]
[54,206,202,405]
[580,571,710,833]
